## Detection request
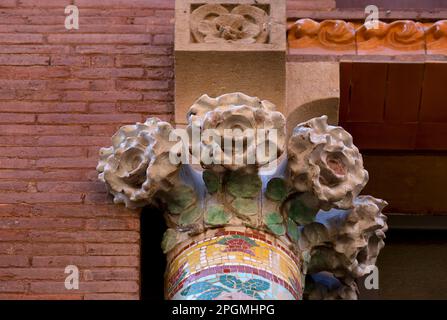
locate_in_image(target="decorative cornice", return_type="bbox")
[288,19,447,55]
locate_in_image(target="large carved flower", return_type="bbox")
[288,116,368,210]
[190,4,269,44]
[97,118,180,209]
[187,92,286,173]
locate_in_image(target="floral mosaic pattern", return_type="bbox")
[217,235,258,256]
[180,275,271,300]
[166,230,303,300]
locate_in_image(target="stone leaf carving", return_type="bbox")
[187,92,286,173]
[287,116,368,210]
[190,4,269,43]
[301,196,388,299]
[97,118,181,209]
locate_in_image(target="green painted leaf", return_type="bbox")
[161,228,177,254]
[226,172,261,198]
[178,205,202,226]
[205,205,231,226]
[219,275,242,289]
[203,170,220,194]
[287,218,300,243]
[232,198,257,216]
[264,211,283,225]
[265,178,287,201]
[181,281,215,296]
[288,197,318,225]
[267,223,286,236]
[167,185,196,214]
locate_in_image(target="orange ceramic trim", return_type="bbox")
[288,19,447,55]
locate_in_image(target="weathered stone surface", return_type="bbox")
[288,115,369,210]
[190,4,269,44]
[97,118,181,209]
[98,93,387,301]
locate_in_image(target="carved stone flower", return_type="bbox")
[190,4,269,44]
[288,116,368,210]
[187,92,286,173]
[97,118,180,209]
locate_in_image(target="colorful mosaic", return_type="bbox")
[165,228,303,300]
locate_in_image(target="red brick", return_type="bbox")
[1,136,37,146]
[29,231,139,243]
[0,66,70,78]
[0,34,43,44]
[18,0,72,7]
[0,193,83,204]
[84,293,139,300]
[48,34,152,44]
[0,170,91,181]
[37,136,109,146]
[153,34,173,45]
[120,102,173,113]
[0,45,70,54]
[32,256,139,268]
[0,255,29,267]
[51,55,90,67]
[91,56,114,67]
[37,181,105,193]
[1,147,85,158]
[0,54,49,65]
[0,181,29,192]
[83,268,139,281]
[72,67,144,79]
[0,0,17,8]
[85,244,139,256]
[0,218,84,230]
[65,91,142,102]
[116,80,169,90]
[0,243,84,256]
[85,218,139,231]
[88,103,117,113]
[0,80,46,90]
[0,113,35,123]
[30,281,138,294]
[0,294,83,300]
[74,0,174,9]
[0,282,27,293]
[38,113,142,124]
[0,102,87,113]
[75,45,170,55]
[0,268,67,280]
[115,55,172,67]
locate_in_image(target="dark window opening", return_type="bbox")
[140,205,166,300]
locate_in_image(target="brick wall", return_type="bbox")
[0,0,329,300]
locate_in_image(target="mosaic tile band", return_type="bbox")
[165,228,304,300]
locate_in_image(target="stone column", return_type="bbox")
[96,92,387,300]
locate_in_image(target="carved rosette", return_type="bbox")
[187,92,286,173]
[97,118,181,209]
[190,4,269,43]
[97,93,387,301]
[287,116,368,210]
